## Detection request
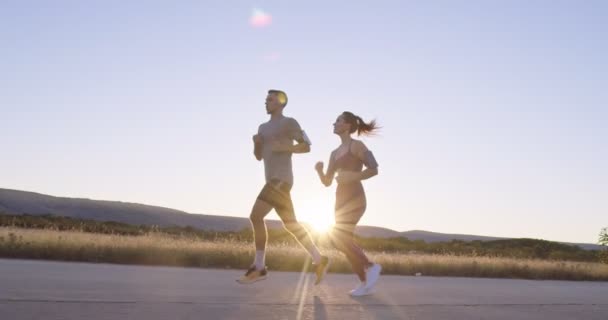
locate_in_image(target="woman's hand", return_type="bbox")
[315,161,324,173]
[335,171,361,184]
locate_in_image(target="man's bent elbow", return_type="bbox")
[370,168,379,177]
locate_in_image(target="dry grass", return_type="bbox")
[1,227,607,281]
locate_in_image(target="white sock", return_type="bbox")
[254,250,265,270]
[310,247,322,265]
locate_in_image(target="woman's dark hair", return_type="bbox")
[342,111,380,136]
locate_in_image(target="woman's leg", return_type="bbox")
[331,222,367,281]
[332,194,371,281]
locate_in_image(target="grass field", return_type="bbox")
[2,227,607,281]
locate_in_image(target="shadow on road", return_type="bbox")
[313,295,328,320]
[350,292,411,320]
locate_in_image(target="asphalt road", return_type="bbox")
[1,259,606,319]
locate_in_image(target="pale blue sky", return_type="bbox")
[1,1,606,243]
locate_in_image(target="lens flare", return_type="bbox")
[250,8,272,27]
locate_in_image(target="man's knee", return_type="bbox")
[250,211,262,222]
[250,199,272,222]
[283,221,305,235]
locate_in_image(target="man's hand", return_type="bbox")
[335,171,361,184]
[253,134,262,144]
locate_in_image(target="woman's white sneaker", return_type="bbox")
[349,281,366,295]
[349,282,371,297]
[364,263,382,291]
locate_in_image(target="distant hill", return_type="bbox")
[0,188,284,231]
[0,188,602,251]
[399,230,504,243]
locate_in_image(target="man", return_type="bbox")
[237,89,329,285]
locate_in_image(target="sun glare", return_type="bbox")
[308,215,334,234]
[298,199,335,234]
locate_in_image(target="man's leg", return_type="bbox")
[249,198,273,269]
[273,193,321,263]
[272,189,330,284]
[236,187,274,284]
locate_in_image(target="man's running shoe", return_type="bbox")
[236,265,268,284]
[314,256,330,285]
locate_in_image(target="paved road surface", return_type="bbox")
[1,259,606,319]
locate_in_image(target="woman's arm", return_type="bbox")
[355,140,379,180]
[315,151,337,187]
[335,141,379,184]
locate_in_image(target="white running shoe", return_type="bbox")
[349,281,366,295]
[349,282,371,297]
[364,263,382,291]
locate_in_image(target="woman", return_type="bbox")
[315,111,381,296]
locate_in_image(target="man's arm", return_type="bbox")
[289,118,310,154]
[271,140,309,153]
[272,118,311,154]
[291,141,310,153]
[253,136,263,160]
[253,125,263,161]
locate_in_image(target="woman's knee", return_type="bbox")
[329,230,349,252]
[331,224,354,239]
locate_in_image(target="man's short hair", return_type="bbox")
[268,89,288,107]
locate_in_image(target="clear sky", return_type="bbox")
[1,1,606,243]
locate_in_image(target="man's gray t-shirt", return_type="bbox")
[258,116,308,186]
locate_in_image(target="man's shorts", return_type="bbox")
[256,179,297,223]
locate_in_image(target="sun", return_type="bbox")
[307,214,334,234]
[296,198,335,234]
[294,188,335,234]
